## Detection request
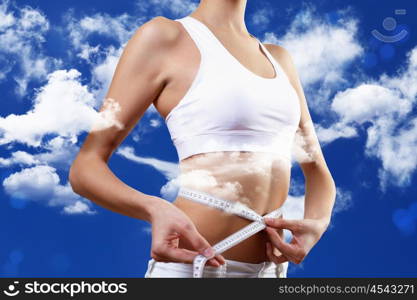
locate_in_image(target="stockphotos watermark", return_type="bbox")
[3,280,128,297]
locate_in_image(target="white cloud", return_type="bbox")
[282,194,304,221]
[251,8,273,28]
[0,0,61,95]
[3,166,57,199]
[280,194,305,243]
[0,1,49,51]
[33,136,79,169]
[89,45,123,101]
[63,200,95,215]
[116,146,181,201]
[160,178,180,201]
[332,188,353,214]
[319,46,417,189]
[0,1,15,30]
[0,150,38,167]
[65,11,139,62]
[77,44,100,61]
[381,47,417,100]
[0,136,79,170]
[331,84,411,124]
[315,121,357,144]
[0,69,120,147]
[116,146,180,180]
[2,165,95,214]
[366,117,417,189]
[150,119,161,128]
[266,9,362,88]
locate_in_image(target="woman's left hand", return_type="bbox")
[263,217,328,264]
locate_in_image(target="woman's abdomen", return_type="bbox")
[172,151,291,263]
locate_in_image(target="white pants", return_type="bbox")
[144,258,289,278]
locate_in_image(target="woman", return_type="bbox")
[69,0,336,278]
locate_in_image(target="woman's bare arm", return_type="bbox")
[267,43,336,228]
[69,17,172,222]
[263,44,336,265]
[69,17,225,266]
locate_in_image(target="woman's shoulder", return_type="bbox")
[131,16,184,48]
[263,43,294,67]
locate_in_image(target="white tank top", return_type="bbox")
[165,16,301,163]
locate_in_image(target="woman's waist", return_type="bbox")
[172,191,285,263]
[173,185,285,213]
[173,170,290,213]
[172,167,289,230]
[174,197,283,230]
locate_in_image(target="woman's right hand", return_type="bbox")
[149,198,226,267]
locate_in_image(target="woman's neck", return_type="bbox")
[191,0,249,36]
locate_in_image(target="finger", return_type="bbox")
[152,254,171,262]
[266,226,300,258]
[208,258,220,267]
[209,256,224,266]
[272,244,283,257]
[164,248,221,267]
[264,218,303,232]
[272,254,289,264]
[266,242,289,264]
[215,254,226,265]
[154,246,223,267]
[156,245,200,263]
[179,225,215,258]
[266,227,305,264]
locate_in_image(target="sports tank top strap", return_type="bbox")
[174,16,223,58]
[255,38,288,80]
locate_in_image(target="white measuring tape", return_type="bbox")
[177,186,283,278]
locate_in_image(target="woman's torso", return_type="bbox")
[173,152,290,263]
[152,15,298,263]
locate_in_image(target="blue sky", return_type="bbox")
[1,0,416,277]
